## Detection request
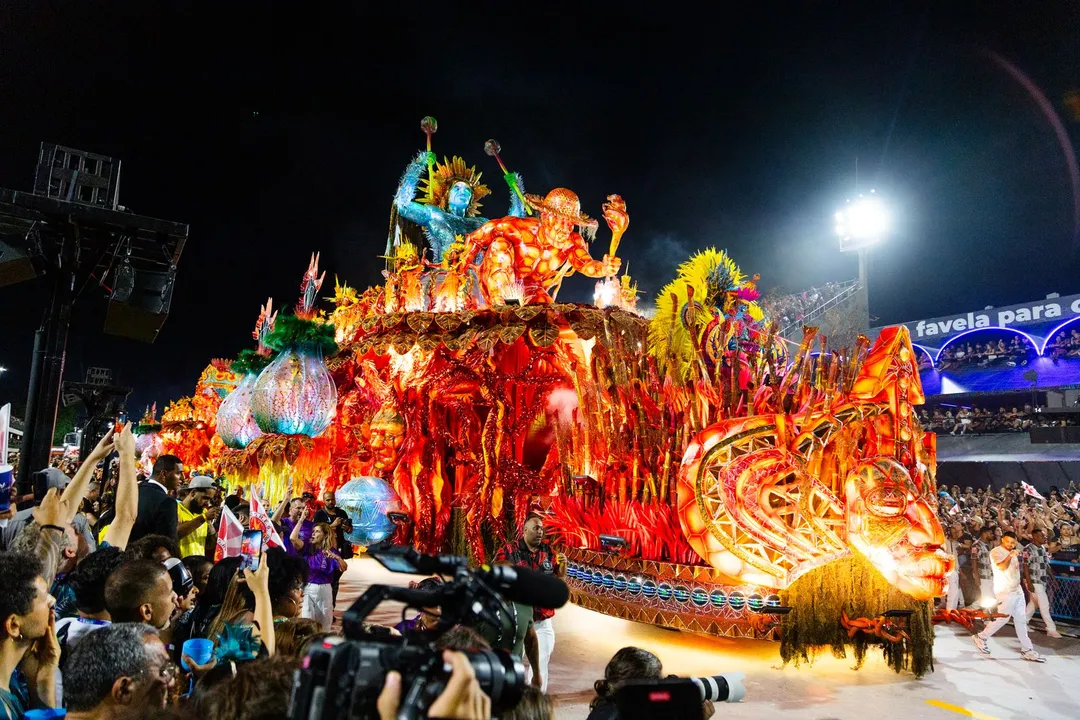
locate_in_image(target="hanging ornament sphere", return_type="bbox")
[251,346,337,437]
[336,476,403,547]
[216,373,264,449]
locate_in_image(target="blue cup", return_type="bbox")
[181,638,214,670]
[0,464,13,512]
[25,709,66,719]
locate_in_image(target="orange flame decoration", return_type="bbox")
[254,297,277,351]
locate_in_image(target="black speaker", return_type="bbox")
[0,240,42,287]
[104,263,176,342]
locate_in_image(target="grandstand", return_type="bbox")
[762,277,867,348]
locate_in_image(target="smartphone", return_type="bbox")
[114,411,128,433]
[240,529,263,573]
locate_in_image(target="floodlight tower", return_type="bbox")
[834,188,888,338]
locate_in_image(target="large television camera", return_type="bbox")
[287,547,570,720]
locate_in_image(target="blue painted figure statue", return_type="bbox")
[394,151,528,264]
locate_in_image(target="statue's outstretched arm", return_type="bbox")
[394,151,434,225]
[507,172,527,218]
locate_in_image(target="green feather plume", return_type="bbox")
[263,314,338,356]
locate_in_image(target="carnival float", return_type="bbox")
[150,117,951,676]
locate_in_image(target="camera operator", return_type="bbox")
[587,647,715,720]
[376,650,490,720]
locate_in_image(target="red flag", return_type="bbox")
[215,505,244,561]
[1021,481,1045,501]
[948,502,960,516]
[249,486,285,548]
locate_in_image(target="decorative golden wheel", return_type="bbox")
[677,414,849,590]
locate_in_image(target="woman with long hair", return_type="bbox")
[299,520,346,631]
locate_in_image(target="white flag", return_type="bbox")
[1021,481,1045,500]
[948,503,960,516]
[1067,493,1080,510]
[215,505,245,561]
[249,486,285,548]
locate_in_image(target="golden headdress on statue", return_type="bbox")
[418,156,490,217]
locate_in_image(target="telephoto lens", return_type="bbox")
[688,672,746,703]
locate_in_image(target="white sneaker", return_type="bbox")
[1048,630,1062,639]
[972,634,990,655]
[1021,650,1046,663]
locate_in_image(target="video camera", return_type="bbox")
[614,673,747,719]
[288,547,570,720]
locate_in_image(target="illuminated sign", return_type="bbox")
[877,293,1080,342]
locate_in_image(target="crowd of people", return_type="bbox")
[937,336,1035,370]
[759,281,852,330]
[2,425,720,720]
[918,403,1079,435]
[938,481,1079,660]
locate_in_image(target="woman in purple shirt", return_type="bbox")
[297,519,346,630]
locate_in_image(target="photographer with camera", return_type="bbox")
[289,547,569,719]
[376,649,491,720]
[587,646,738,720]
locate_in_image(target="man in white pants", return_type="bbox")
[494,515,562,692]
[972,531,1046,662]
[1024,529,1062,639]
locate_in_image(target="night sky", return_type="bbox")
[1,2,1079,413]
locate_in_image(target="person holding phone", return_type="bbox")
[294,513,346,631]
[314,489,353,604]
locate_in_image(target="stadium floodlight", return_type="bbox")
[835,191,888,252]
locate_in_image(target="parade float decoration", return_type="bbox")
[217,255,338,503]
[136,362,237,474]
[252,255,337,436]
[336,475,404,549]
[216,299,277,450]
[190,119,950,676]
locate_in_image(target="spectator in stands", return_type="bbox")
[63,623,175,718]
[176,476,220,559]
[128,455,185,543]
[105,560,178,642]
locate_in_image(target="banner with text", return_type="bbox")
[875,292,1080,345]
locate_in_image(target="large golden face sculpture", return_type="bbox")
[366,406,406,473]
[844,457,951,599]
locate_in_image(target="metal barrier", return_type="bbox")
[1049,560,1080,623]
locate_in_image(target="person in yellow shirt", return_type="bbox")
[176,476,220,558]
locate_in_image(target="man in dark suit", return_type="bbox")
[129,455,184,542]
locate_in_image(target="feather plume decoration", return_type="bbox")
[648,248,764,380]
[213,622,262,663]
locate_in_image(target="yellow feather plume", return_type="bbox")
[648,248,763,380]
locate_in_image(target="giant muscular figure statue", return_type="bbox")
[456,188,627,306]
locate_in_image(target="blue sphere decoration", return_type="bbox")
[336,476,403,547]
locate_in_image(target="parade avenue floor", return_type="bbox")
[336,558,1077,720]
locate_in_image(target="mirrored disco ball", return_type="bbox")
[251,347,337,437]
[337,476,403,547]
[216,373,264,449]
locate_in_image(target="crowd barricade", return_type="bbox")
[1049,560,1080,623]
